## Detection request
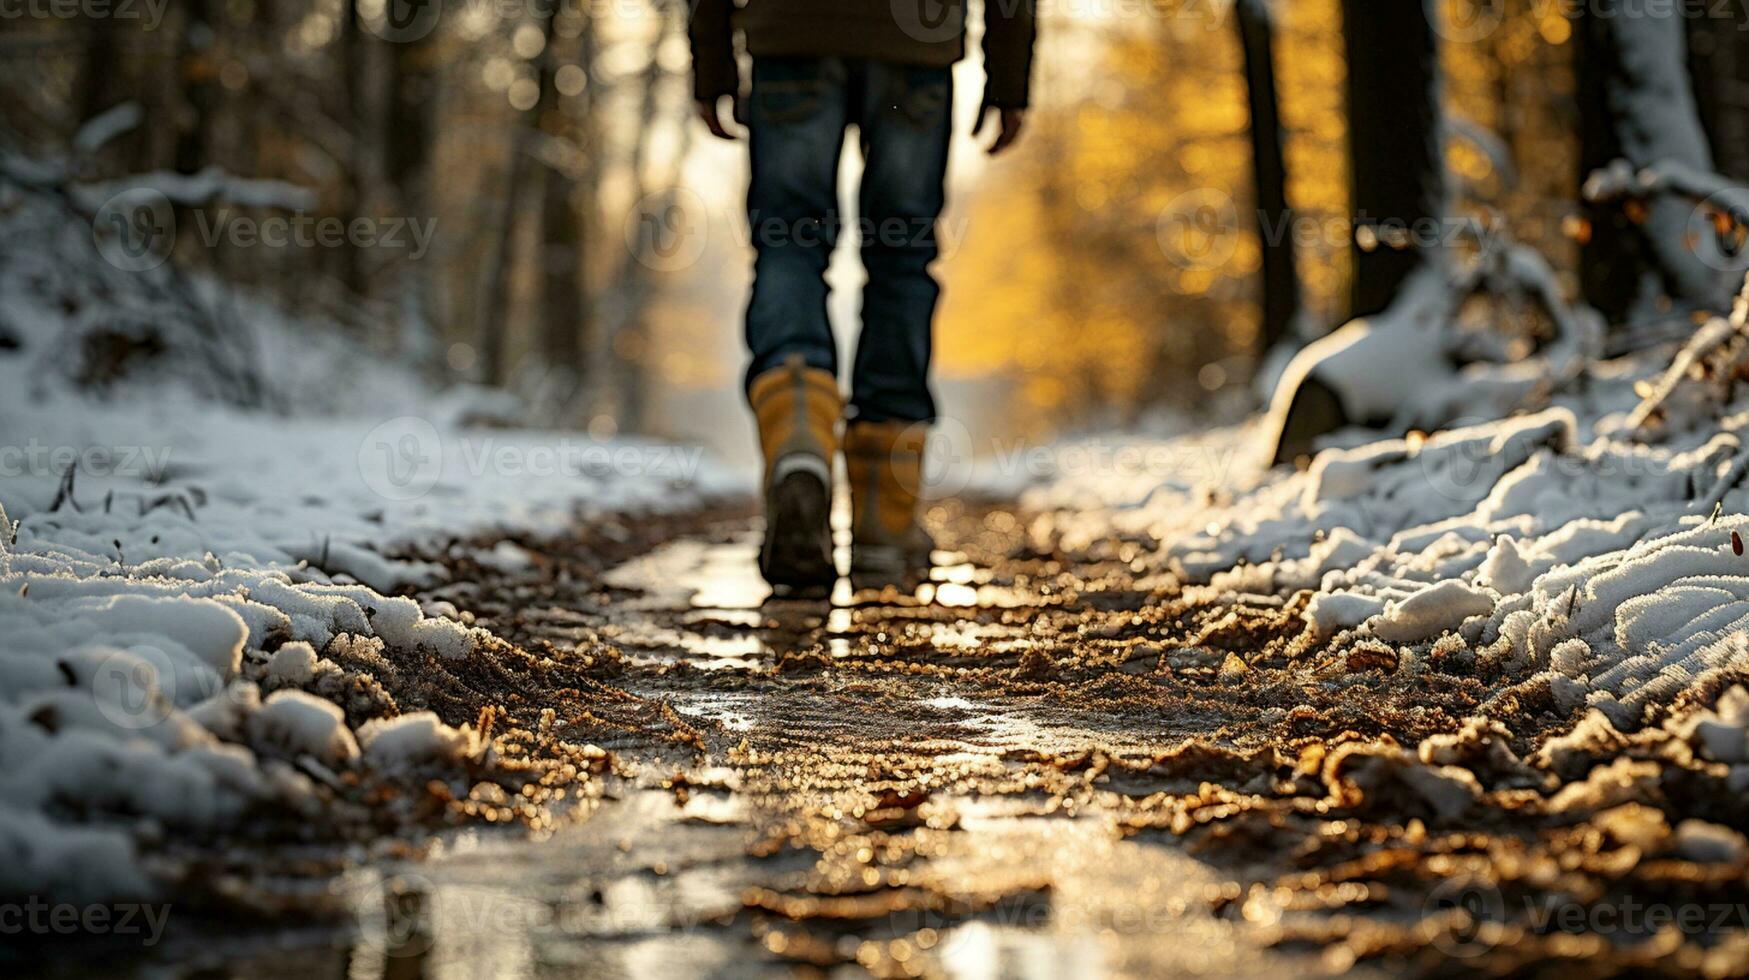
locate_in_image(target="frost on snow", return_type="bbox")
[0,181,734,906]
[1029,274,1749,742]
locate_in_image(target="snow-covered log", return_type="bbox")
[1585,158,1749,291]
[1579,6,1733,320]
[1267,229,1603,465]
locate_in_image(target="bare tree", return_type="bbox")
[384,7,440,365]
[1236,0,1300,355]
[340,0,377,298]
[78,23,125,129]
[475,6,567,388]
[1686,5,1749,185]
[1577,4,1723,325]
[173,0,217,179]
[1340,0,1444,320]
[610,2,686,432]
[537,10,596,415]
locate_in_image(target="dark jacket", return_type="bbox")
[688,0,1037,109]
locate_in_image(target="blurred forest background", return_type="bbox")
[6,0,1749,459]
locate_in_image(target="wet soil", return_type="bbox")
[36,499,1749,978]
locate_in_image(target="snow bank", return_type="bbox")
[1028,328,1749,734]
[357,712,474,771]
[1370,579,1496,643]
[0,182,739,905]
[251,690,360,766]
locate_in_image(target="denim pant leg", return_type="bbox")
[744,57,850,393]
[849,61,953,424]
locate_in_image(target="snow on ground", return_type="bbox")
[1027,308,1749,735]
[0,187,739,903]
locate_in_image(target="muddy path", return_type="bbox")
[59,500,1749,978]
[288,498,1742,979]
[382,499,1371,978]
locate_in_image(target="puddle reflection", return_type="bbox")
[595,531,1032,669]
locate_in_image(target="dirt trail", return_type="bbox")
[376,500,1366,978]
[66,501,1749,978]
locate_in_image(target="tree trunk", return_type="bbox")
[340,0,375,298]
[1578,5,1721,324]
[1235,0,1300,353]
[477,141,529,388]
[79,24,124,123]
[477,6,569,388]
[1339,0,1445,320]
[383,40,434,198]
[537,11,592,414]
[78,23,146,168]
[1686,6,1749,184]
[384,25,439,367]
[611,18,675,433]
[174,0,218,177]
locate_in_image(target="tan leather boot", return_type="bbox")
[844,420,936,586]
[749,355,842,593]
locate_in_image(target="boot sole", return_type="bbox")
[849,544,931,592]
[759,470,835,596]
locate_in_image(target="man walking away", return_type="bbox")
[688,0,1037,594]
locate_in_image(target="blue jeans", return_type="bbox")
[744,56,952,424]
